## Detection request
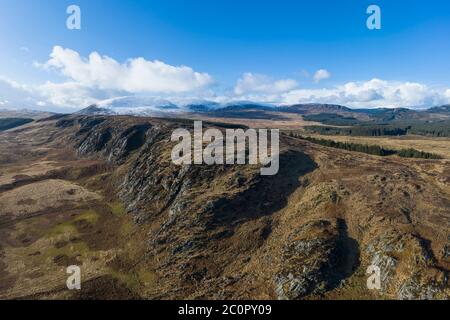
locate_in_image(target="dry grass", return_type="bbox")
[0,161,63,187]
[1,115,448,300]
[0,179,101,218]
[187,111,325,129]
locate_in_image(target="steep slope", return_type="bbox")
[0,115,448,299]
[63,115,450,299]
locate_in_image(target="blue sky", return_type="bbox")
[0,0,450,111]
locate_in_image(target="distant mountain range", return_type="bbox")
[2,97,449,123]
[0,108,55,120]
[76,97,355,116]
[76,97,450,122]
[76,96,276,117]
[428,104,450,113]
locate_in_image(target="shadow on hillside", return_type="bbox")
[209,150,317,228]
[330,219,361,290]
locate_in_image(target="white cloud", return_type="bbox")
[2,46,450,112]
[234,73,298,95]
[3,72,450,111]
[445,89,450,101]
[36,46,213,94]
[281,79,449,108]
[37,81,113,108]
[0,77,38,109]
[0,76,29,91]
[313,69,331,83]
[0,76,106,112]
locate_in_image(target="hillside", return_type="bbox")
[0,115,449,300]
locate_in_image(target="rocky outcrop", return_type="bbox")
[53,115,449,300]
[365,230,449,300]
[275,220,341,299]
[274,219,360,300]
[58,116,152,165]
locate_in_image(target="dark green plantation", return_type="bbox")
[290,133,442,159]
[304,112,450,137]
[0,118,33,132]
[302,113,361,126]
[305,124,410,137]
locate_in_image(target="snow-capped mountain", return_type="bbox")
[78,96,181,116]
[77,96,450,119]
[76,96,275,116]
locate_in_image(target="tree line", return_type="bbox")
[305,121,450,137]
[289,133,442,159]
[305,125,409,137]
[0,118,34,132]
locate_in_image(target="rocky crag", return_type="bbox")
[42,115,450,299]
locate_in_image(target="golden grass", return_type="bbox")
[0,180,101,218]
[109,202,126,216]
[109,267,156,292]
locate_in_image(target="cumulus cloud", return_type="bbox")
[0,77,38,109]
[234,73,298,95]
[2,46,450,111]
[313,69,331,83]
[37,81,114,109]
[281,79,450,108]
[36,46,213,94]
[0,77,79,112]
[445,89,450,101]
